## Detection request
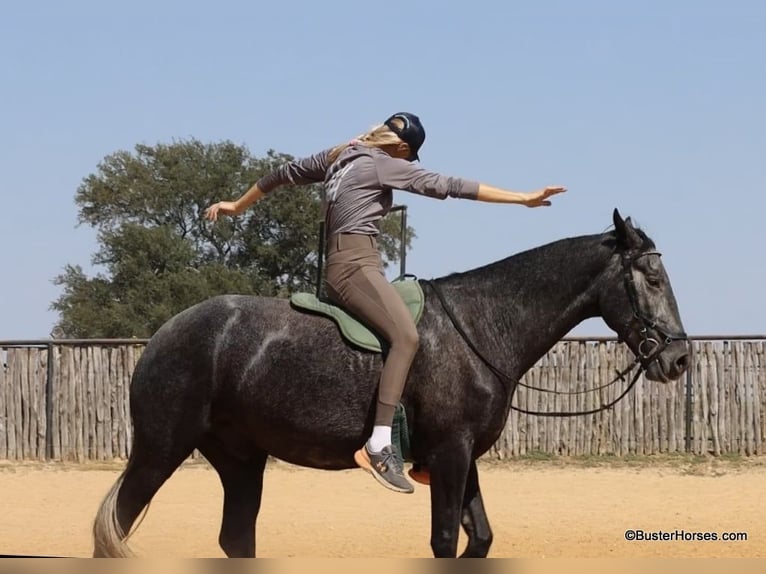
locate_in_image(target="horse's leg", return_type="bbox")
[94,367,210,558]
[93,433,198,557]
[428,439,473,558]
[198,438,268,558]
[458,460,493,558]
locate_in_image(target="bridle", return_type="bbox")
[424,248,688,417]
[621,250,688,367]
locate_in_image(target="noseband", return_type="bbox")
[620,250,688,367]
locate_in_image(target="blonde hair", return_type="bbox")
[327,118,406,164]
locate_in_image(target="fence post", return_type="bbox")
[45,341,55,460]
[684,344,694,453]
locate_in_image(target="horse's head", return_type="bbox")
[599,209,690,383]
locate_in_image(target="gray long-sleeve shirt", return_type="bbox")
[255,145,480,235]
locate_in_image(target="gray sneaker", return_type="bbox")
[354,444,414,494]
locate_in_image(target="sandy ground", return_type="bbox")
[0,457,764,558]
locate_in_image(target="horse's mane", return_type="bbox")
[437,223,656,282]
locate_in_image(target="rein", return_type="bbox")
[423,249,687,418]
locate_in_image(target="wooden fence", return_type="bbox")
[0,338,764,461]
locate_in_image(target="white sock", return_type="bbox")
[367,425,392,452]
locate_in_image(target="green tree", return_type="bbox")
[52,139,415,338]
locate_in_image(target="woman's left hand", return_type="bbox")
[524,186,567,207]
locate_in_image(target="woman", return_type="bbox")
[205,112,566,494]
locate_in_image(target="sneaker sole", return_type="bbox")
[354,448,414,494]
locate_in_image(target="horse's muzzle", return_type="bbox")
[645,339,690,382]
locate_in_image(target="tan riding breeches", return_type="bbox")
[324,233,419,426]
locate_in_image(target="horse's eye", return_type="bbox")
[646,276,661,288]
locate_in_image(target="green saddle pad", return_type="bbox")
[290,279,424,353]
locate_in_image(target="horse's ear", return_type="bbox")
[613,208,642,250]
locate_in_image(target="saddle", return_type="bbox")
[289,279,425,353]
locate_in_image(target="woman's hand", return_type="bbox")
[523,186,567,208]
[204,201,240,222]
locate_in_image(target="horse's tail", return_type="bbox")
[92,468,135,558]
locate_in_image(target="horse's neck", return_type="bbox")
[433,235,612,380]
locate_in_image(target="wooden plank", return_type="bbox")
[533,358,541,454]
[666,362,677,452]
[549,348,560,455]
[553,344,565,455]
[752,342,764,454]
[58,347,67,460]
[724,342,736,454]
[605,344,615,455]
[705,343,720,455]
[68,347,75,461]
[541,352,552,454]
[612,344,622,455]
[36,348,47,460]
[125,346,135,456]
[94,347,104,460]
[8,350,19,459]
[703,343,712,452]
[545,346,562,455]
[692,346,705,460]
[582,344,592,455]
[109,347,118,459]
[735,342,746,454]
[585,343,598,456]
[21,348,31,459]
[0,348,7,459]
[571,342,580,456]
[82,346,89,460]
[103,347,113,459]
[732,342,741,454]
[659,377,668,453]
[516,378,525,456]
[115,347,125,458]
[61,347,72,460]
[715,342,727,452]
[593,344,603,455]
[31,349,39,459]
[51,346,61,460]
[578,342,587,455]
[567,342,577,456]
[15,349,24,460]
[579,343,589,456]
[509,371,519,457]
[700,345,710,455]
[744,343,755,455]
[594,344,604,455]
[75,346,85,463]
[24,349,34,459]
[729,340,738,454]
[87,346,96,460]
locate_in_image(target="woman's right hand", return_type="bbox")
[205,201,239,222]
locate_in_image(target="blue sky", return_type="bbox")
[1,0,764,339]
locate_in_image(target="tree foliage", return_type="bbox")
[52,139,415,338]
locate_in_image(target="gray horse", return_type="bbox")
[93,209,689,558]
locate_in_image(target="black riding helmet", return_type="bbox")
[384,112,426,161]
